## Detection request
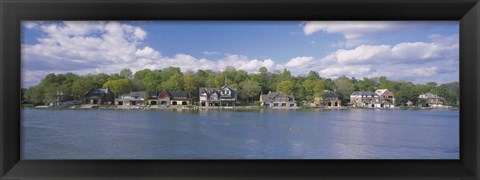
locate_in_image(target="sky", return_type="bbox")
[21,21,459,88]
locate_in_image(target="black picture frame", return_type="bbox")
[1,0,479,179]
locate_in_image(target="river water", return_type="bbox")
[21,108,459,159]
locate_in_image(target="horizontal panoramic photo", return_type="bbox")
[21,21,459,159]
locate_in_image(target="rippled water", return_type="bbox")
[21,108,459,159]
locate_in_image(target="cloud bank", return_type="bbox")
[22,21,459,87]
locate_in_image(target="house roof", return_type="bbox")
[261,91,295,102]
[375,89,388,96]
[199,87,220,94]
[324,91,338,98]
[119,91,146,98]
[351,91,378,96]
[221,86,237,91]
[419,92,442,99]
[150,90,160,97]
[170,91,190,99]
[129,91,146,97]
[85,87,112,95]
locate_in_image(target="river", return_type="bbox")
[21,108,459,159]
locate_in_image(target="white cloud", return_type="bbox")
[319,65,372,78]
[302,21,447,47]
[322,34,458,65]
[285,56,314,68]
[21,21,288,87]
[334,45,390,64]
[21,21,459,87]
[203,51,220,55]
[287,34,458,83]
[134,27,147,40]
[135,46,160,58]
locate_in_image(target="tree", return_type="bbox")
[253,67,270,94]
[120,68,133,79]
[278,68,293,81]
[71,78,94,101]
[324,78,335,91]
[239,79,261,103]
[142,71,161,91]
[161,73,184,91]
[355,77,377,92]
[306,71,320,80]
[87,73,110,88]
[334,76,354,105]
[134,69,152,80]
[184,72,199,99]
[302,80,316,101]
[395,81,419,105]
[437,82,459,105]
[102,79,134,95]
[108,73,124,81]
[24,86,45,105]
[276,80,295,95]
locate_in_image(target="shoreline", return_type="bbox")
[22,104,459,111]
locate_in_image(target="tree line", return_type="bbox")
[22,66,459,106]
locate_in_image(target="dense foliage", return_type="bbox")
[22,66,459,106]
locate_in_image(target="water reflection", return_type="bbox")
[21,109,459,159]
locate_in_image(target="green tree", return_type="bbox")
[87,73,110,88]
[102,79,134,95]
[24,86,45,105]
[334,76,354,105]
[161,73,184,91]
[278,68,293,81]
[276,80,295,95]
[306,71,320,80]
[120,68,133,79]
[72,78,94,101]
[395,81,419,105]
[355,77,377,91]
[184,72,199,99]
[239,79,261,103]
[134,69,152,80]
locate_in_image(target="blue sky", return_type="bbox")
[21,21,459,87]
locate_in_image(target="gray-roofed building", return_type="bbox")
[418,92,445,107]
[350,91,380,108]
[199,86,237,107]
[375,89,396,108]
[115,91,146,107]
[260,91,297,108]
[314,90,341,107]
[84,87,115,105]
[50,91,74,106]
[148,90,191,106]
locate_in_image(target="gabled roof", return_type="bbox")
[221,86,237,92]
[85,87,112,95]
[170,91,190,99]
[119,91,146,98]
[199,87,220,94]
[150,90,160,97]
[419,92,442,99]
[261,91,295,102]
[129,91,146,97]
[324,91,338,98]
[375,89,388,96]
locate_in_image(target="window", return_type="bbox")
[273,103,278,107]
[281,103,286,107]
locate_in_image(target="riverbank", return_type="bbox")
[23,103,458,111]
